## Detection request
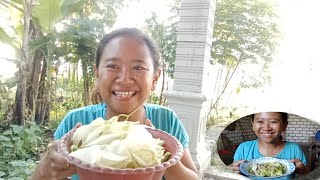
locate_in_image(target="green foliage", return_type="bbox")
[31,0,64,33]
[61,0,88,15]
[146,92,161,105]
[0,122,49,179]
[50,73,85,123]
[0,80,14,122]
[0,27,19,50]
[206,107,240,128]
[50,95,85,123]
[145,10,178,78]
[212,0,280,66]
[207,0,280,120]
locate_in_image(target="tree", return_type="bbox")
[0,0,89,125]
[208,0,280,118]
[144,1,179,105]
[56,0,125,105]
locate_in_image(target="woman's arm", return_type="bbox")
[164,148,199,180]
[289,158,310,176]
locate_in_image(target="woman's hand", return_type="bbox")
[163,148,199,180]
[31,141,77,179]
[289,158,310,175]
[144,119,154,127]
[226,160,246,174]
[30,123,81,180]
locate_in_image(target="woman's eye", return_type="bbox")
[106,64,118,69]
[133,65,146,70]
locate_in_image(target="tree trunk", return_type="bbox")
[13,0,33,125]
[158,59,166,105]
[35,56,48,124]
[26,27,43,122]
[81,60,89,105]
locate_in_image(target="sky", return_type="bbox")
[112,0,172,29]
[0,0,319,121]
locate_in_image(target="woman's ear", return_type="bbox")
[151,68,161,91]
[251,121,254,131]
[282,121,288,131]
[94,64,99,79]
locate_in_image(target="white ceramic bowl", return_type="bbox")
[239,157,295,179]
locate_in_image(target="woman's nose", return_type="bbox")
[117,68,134,83]
[262,122,272,130]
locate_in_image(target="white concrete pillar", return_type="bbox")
[164,0,216,177]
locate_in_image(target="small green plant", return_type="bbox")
[0,122,48,179]
[146,92,160,104]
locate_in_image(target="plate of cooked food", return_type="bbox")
[239,157,295,179]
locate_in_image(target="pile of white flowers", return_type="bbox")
[69,116,169,169]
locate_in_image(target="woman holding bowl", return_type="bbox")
[227,112,310,179]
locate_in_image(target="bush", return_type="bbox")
[0,122,50,179]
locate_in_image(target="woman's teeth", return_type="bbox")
[261,133,272,137]
[114,91,135,97]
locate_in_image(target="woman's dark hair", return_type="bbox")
[95,27,160,71]
[91,28,160,104]
[251,112,288,124]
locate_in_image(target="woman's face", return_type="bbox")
[252,112,287,144]
[95,36,160,115]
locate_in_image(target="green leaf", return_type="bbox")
[10,160,25,167]
[29,123,42,132]
[11,125,23,134]
[60,0,88,16]
[2,130,12,135]
[7,177,24,180]
[0,171,5,177]
[31,0,64,33]
[29,34,56,53]
[26,159,35,164]
[0,27,19,50]
[0,135,10,142]
[15,139,24,148]
[2,141,14,147]
[235,87,241,93]
[11,0,23,4]
[2,0,24,12]
[3,76,17,89]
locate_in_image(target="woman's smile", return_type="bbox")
[113,91,135,97]
[260,132,274,138]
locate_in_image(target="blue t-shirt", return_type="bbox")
[234,139,307,179]
[54,103,189,180]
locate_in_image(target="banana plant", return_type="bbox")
[0,0,88,125]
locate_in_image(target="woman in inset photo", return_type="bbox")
[223,112,310,179]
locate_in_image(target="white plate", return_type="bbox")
[239,157,295,179]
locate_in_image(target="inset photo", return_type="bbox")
[218,112,320,179]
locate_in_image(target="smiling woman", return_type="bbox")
[225,112,310,179]
[30,27,199,180]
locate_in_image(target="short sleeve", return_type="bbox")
[54,111,76,140]
[233,142,245,162]
[170,111,189,149]
[145,104,190,149]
